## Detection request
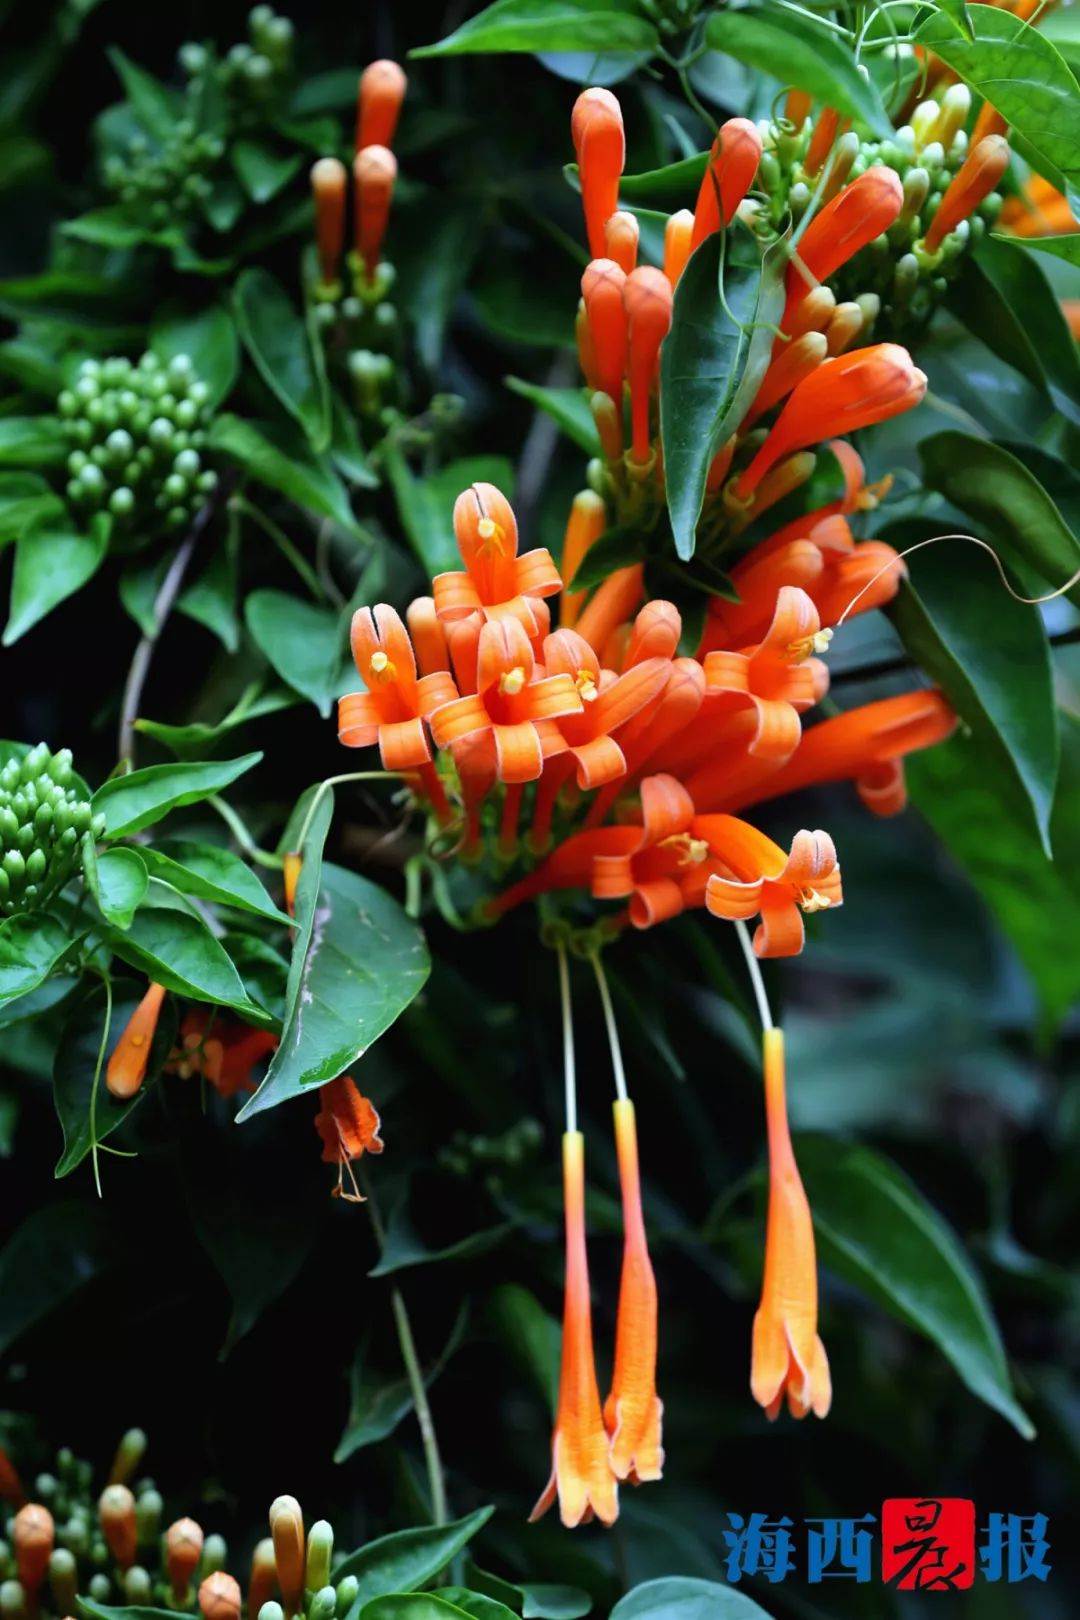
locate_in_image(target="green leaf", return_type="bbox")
[798,1136,1034,1438]
[335,1508,495,1612]
[178,539,240,652]
[0,1201,115,1356]
[0,269,137,330]
[615,153,708,209]
[245,590,346,718]
[1004,231,1080,267]
[151,302,239,412]
[138,841,288,925]
[909,713,1080,1030]
[335,1308,465,1463]
[85,847,148,929]
[5,514,110,644]
[916,5,1080,208]
[107,47,181,139]
[705,5,891,136]
[93,753,263,838]
[238,854,430,1120]
[232,138,303,203]
[394,203,482,373]
[234,269,330,450]
[918,434,1080,606]
[468,1572,591,1620]
[369,1199,512,1278]
[133,691,298,759]
[889,538,1058,849]
[0,913,78,1005]
[935,0,974,39]
[610,1580,777,1620]
[208,415,367,528]
[504,380,601,456]
[661,230,786,561]
[53,984,177,1178]
[383,445,516,577]
[77,1602,176,1620]
[440,1596,516,1620]
[107,908,271,1021]
[412,0,658,58]
[0,415,69,469]
[0,473,65,545]
[488,1284,560,1414]
[62,209,181,252]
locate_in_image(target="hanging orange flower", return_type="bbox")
[531,1131,619,1527]
[434,483,563,632]
[542,629,670,789]
[314,1075,384,1202]
[605,1099,663,1483]
[703,822,842,957]
[167,1010,278,1099]
[751,1028,831,1420]
[106,981,167,1100]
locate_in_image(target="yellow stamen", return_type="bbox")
[789,627,833,661]
[576,670,599,702]
[369,650,397,682]
[500,666,527,696]
[855,473,893,512]
[798,887,833,913]
[477,517,508,556]
[660,833,709,866]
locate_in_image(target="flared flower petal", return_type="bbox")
[605,1099,663,1483]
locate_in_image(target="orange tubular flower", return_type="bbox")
[803,106,847,177]
[353,145,397,277]
[623,268,673,463]
[314,1075,384,1201]
[784,168,903,328]
[605,1098,663,1482]
[925,134,1011,252]
[430,616,583,784]
[560,491,608,630]
[339,603,458,770]
[747,331,828,425]
[572,88,625,258]
[581,258,628,412]
[663,209,694,286]
[106,981,166,1099]
[543,629,670,788]
[435,482,562,632]
[751,1027,831,1420]
[356,59,407,153]
[311,157,347,288]
[575,563,646,654]
[734,346,927,498]
[691,117,763,247]
[531,1132,619,1528]
[703,822,842,957]
[604,210,639,273]
[168,1010,278,1098]
[12,1504,53,1593]
[702,586,830,764]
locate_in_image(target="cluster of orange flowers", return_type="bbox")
[309,59,406,294]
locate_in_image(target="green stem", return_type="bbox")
[208,795,283,870]
[293,771,408,855]
[87,969,114,1199]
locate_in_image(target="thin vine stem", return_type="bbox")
[589,949,629,1105]
[734,919,775,1034]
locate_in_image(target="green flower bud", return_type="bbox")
[163,474,188,502]
[308,1588,336,1620]
[3,850,25,884]
[106,428,135,461]
[124,1568,152,1604]
[25,850,46,884]
[148,417,174,449]
[58,390,77,418]
[88,1574,111,1601]
[74,376,99,404]
[336,1576,359,1613]
[33,803,52,839]
[174,448,201,479]
[92,812,107,839]
[134,1488,162,1546]
[58,826,78,853]
[305,1523,333,1592]
[202,1534,228,1576]
[174,398,199,429]
[109,487,136,518]
[0,873,8,904]
[48,1549,77,1614]
[0,1579,26,1620]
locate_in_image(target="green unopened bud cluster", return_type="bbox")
[103,124,223,226]
[439,1117,544,1190]
[0,745,103,916]
[760,83,1005,339]
[217,6,295,120]
[57,352,216,537]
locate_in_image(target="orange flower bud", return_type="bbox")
[269,1496,304,1617]
[737,345,926,497]
[13,1504,53,1592]
[603,209,639,273]
[571,88,625,257]
[785,168,903,325]
[971,100,1007,146]
[248,1538,277,1620]
[310,157,347,288]
[166,1519,203,1602]
[356,60,407,153]
[283,853,302,918]
[581,258,627,411]
[786,284,835,338]
[825,300,864,355]
[804,106,846,177]
[786,89,812,129]
[623,267,673,463]
[575,564,645,655]
[106,981,166,1100]
[663,209,694,287]
[199,1572,242,1620]
[353,145,397,277]
[748,331,828,424]
[692,117,763,248]
[99,1486,137,1570]
[406,596,450,675]
[925,134,1010,252]
[0,1446,26,1507]
[559,490,608,630]
[626,599,680,665]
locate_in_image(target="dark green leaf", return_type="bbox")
[4,514,110,644]
[107,48,181,139]
[705,6,890,135]
[661,230,786,560]
[610,1580,777,1620]
[889,538,1058,848]
[799,1136,1034,1437]
[916,6,1080,207]
[85,846,148,929]
[468,1571,591,1620]
[335,1508,495,1612]
[0,914,79,1005]
[178,539,240,652]
[615,153,707,209]
[568,526,648,592]
[1003,231,1080,267]
[335,1308,465,1463]
[0,473,65,545]
[440,1596,516,1620]
[412,0,658,58]
[232,139,302,203]
[234,269,330,450]
[488,1284,560,1414]
[0,415,69,469]
[395,203,482,372]
[369,1201,512,1278]
[0,270,138,330]
[53,984,176,1177]
[504,380,601,456]
[245,590,346,718]
[138,841,288,924]
[208,415,368,528]
[238,854,430,1120]
[0,1201,115,1356]
[93,753,263,838]
[107,907,271,1021]
[62,209,181,251]
[133,691,297,759]
[151,302,239,412]
[953,237,1080,420]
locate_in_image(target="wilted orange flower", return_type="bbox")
[751,1028,831,1420]
[314,1075,384,1201]
[106,981,166,1099]
[531,1131,619,1527]
[356,59,407,153]
[168,1010,278,1099]
[435,482,562,632]
[605,1099,663,1483]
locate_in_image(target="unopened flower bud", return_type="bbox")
[199,1572,242,1620]
[911,98,940,150]
[135,1488,161,1545]
[106,983,166,1100]
[248,1539,277,1620]
[353,146,397,279]
[98,1486,136,1569]
[901,167,930,222]
[48,1549,77,1614]
[311,158,347,290]
[590,390,623,464]
[356,60,407,154]
[623,267,672,463]
[12,1507,53,1593]
[0,1580,25,1620]
[268,1497,303,1617]
[283,853,302,918]
[663,209,694,287]
[336,1575,359,1612]
[571,88,625,257]
[924,134,1010,253]
[166,1518,203,1601]
[108,1428,147,1487]
[692,117,762,247]
[304,1522,333,1594]
[202,1534,227,1576]
[124,1567,152,1603]
[603,210,638,274]
[308,1587,336,1620]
